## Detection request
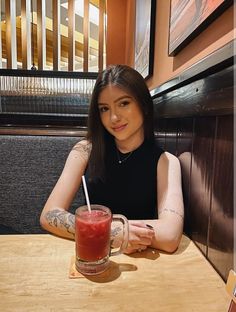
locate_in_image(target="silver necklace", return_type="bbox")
[116,149,133,164]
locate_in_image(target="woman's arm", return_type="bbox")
[39,140,91,239]
[150,151,184,252]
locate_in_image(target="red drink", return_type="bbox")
[75,205,128,275]
[75,209,111,261]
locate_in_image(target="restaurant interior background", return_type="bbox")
[0,0,235,306]
[0,1,234,78]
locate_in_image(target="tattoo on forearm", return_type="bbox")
[110,226,122,248]
[159,208,184,220]
[72,142,91,160]
[45,209,75,235]
[111,226,122,238]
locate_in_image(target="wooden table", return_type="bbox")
[0,234,230,312]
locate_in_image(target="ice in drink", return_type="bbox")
[75,209,111,261]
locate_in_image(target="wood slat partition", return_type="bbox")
[21,0,31,69]
[5,0,17,69]
[37,0,46,70]
[53,0,61,71]
[83,0,89,72]
[1,1,106,71]
[68,0,75,71]
[0,0,2,68]
[152,41,234,282]
[99,0,105,72]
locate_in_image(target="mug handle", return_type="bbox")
[110,214,129,256]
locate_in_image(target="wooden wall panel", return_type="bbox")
[164,118,178,155]
[153,65,234,119]
[207,115,234,281]
[154,118,166,150]
[189,117,216,255]
[152,47,234,282]
[176,118,194,235]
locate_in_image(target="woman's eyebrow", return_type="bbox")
[98,95,132,106]
[114,95,132,103]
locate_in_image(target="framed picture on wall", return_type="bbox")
[168,0,233,56]
[134,0,156,79]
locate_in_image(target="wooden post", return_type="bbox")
[53,0,61,71]
[21,0,32,69]
[37,0,46,70]
[0,0,2,68]
[68,0,75,71]
[98,0,105,72]
[5,0,17,69]
[83,0,89,72]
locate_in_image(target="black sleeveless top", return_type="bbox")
[85,139,164,219]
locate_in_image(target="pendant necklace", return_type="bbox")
[116,149,133,164]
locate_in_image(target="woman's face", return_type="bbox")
[97,85,144,147]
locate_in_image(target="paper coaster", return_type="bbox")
[68,256,85,279]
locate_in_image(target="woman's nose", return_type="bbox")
[110,110,120,122]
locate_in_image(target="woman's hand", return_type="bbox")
[124,220,155,254]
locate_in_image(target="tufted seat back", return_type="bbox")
[0,134,85,234]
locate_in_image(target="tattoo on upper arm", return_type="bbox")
[45,209,75,235]
[72,142,91,160]
[159,208,184,220]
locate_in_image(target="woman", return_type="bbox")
[40,65,184,254]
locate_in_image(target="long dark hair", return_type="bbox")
[86,64,154,179]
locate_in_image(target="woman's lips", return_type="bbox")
[112,124,127,132]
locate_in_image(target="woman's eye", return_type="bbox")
[99,106,108,113]
[120,101,129,107]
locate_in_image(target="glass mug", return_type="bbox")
[75,205,129,275]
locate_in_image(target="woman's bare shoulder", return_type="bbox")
[159,151,180,164]
[71,139,92,160]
